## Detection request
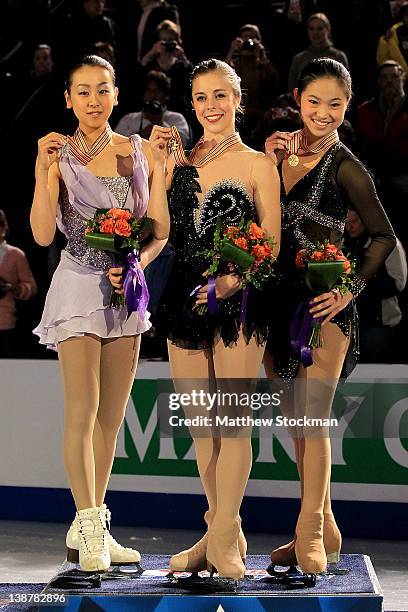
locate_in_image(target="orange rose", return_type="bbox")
[109,208,132,220]
[311,251,325,261]
[100,218,116,234]
[233,237,248,250]
[225,226,239,235]
[248,223,264,240]
[324,243,338,257]
[252,243,272,262]
[336,254,352,273]
[114,219,131,237]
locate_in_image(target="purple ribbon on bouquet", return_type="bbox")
[207,276,218,315]
[290,300,322,368]
[123,251,150,319]
[207,275,249,323]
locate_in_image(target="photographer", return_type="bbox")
[0,210,37,358]
[225,24,280,138]
[140,19,193,114]
[225,24,269,66]
[115,70,190,147]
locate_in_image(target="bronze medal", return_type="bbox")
[288,154,299,167]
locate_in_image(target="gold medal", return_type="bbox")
[288,154,299,167]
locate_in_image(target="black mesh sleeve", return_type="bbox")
[336,156,396,296]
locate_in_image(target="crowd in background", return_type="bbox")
[1,0,407,362]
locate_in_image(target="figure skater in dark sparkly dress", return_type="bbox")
[156,59,281,581]
[264,58,396,574]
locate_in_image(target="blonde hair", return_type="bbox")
[157,19,182,44]
[307,12,333,44]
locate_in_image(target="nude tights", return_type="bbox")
[58,334,140,510]
[168,331,264,524]
[264,323,350,517]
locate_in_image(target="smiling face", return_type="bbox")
[192,69,240,138]
[307,18,330,47]
[295,76,348,141]
[65,65,117,131]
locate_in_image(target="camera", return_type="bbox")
[163,40,177,52]
[241,38,256,51]
[142,100,163,115]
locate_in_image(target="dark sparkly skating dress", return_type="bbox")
[157,154,271,349]
[266,142,396,379]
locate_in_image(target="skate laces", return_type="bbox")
[79,517,107,554]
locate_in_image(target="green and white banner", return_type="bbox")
[1,361,407,504]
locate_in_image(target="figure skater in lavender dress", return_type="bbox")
[31,55,170,572]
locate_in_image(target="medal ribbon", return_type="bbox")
[170,126,242,168]
[286,129,339,159]
[68,125,112,165]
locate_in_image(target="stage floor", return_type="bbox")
[0,520,407,611]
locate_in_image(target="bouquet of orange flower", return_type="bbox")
[85,208,152,313]
[291,241,355,362]
[192,218,276,318]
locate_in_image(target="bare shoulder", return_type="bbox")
[247,149,278,173]
[111,131,132,145]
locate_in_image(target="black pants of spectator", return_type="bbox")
[359,324,403,363]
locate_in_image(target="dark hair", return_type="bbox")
[399,1,408,19]
[65,54,115,92]
[297,58,352,100]
[145,69,171,95]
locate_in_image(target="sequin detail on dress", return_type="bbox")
[268,144,357,380]
[194,179,254,236]
[156,165,269,349]
[60,176,132,269]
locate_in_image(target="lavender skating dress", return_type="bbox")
[33,134,151,350]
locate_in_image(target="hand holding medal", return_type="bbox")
[148,125,173,164]
[265,129,339,166]
[265,131,294,165]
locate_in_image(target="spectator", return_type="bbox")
[344,208,407,362]
[288,13,349,92]
[355,61,408,181]
[53,0,117,69]
[225,24,267,65]
[31,44,54,78]
[115,70,190,147]
[141,20,193,114]
[377,2,408,75]
[355,61,408,249]
[136,0,179,63]
[94,41,116,66]
[249,93,302,151]
[6,43,64,146]
[225,25,280,137]
[0,209,37,358]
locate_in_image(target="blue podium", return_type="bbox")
[38,553,383,612]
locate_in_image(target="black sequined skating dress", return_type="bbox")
[267,142,396,379]
[157,155,271,349]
